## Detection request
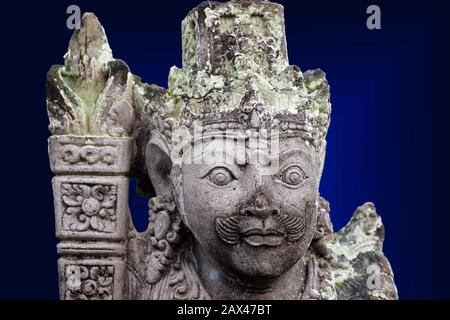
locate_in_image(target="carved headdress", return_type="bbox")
[141,0,331,176]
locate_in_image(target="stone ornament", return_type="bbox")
[47,0,398,300]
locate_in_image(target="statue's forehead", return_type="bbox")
[183,134,313,165]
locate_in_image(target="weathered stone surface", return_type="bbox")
[46,12,137,300]
[309,202,398,300]
[46,13,135,137]
[53,176,129,240]
[49,136,133,174]
[58,258,125,300]
[47,0,398,300]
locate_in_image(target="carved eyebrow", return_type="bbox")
[188,140,246,165]
[278,148,312,163]
[190,150,245,166]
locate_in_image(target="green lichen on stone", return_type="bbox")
[321,203,398,300]
[46,13,135,137]
[161,1,332,154]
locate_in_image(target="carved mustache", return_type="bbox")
[215,208,307,245]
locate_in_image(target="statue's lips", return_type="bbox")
[241,229,285,247]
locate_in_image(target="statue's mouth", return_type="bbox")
[240,229,285,247]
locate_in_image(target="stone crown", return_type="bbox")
[181,0,288,76]
[162,0,331,152]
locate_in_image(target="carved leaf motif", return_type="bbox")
[46,13,135,136]
[154,211,171,240]
[46,66,86,135]
[62,196,83,207]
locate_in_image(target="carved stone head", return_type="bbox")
[142,0,331,297]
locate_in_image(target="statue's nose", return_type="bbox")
[241,197,279,219]
[240,171,280,219]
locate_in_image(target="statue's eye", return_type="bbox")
[207,167,235,187]
[280,165,308,187]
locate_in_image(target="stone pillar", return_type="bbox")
[49,136,132,300]
[46,13,136,300]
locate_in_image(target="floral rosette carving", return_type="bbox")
[61,183,117,233]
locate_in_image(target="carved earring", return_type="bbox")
[145,194,183,284]
[313,197,333,240]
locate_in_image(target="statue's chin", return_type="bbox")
[216,243,303,280]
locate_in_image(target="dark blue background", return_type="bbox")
[0,0,449,299]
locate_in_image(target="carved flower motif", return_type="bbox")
[65,265,114,300]
[61,184,117,233]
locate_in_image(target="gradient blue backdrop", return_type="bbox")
[0,0,449,299]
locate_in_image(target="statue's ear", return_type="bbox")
[145,136,172,196]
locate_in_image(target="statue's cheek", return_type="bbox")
[183,185,241,230]
[275,185,317,212]
[191,180,241,211]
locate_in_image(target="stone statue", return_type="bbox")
[47,0,398,300]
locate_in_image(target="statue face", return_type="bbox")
[180,135,319,279]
